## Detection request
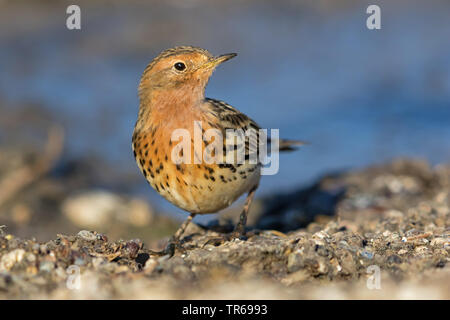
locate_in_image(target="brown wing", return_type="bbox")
[205,98,306,155]
[204,98,261,162]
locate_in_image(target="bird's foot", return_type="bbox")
[263,230,287,238]
[202,230,250,247]
[148,237,186,258]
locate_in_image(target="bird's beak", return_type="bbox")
[202,53,237,70]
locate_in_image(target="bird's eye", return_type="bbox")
[174,62,186,71]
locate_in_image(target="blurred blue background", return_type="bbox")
[1,0,449,217]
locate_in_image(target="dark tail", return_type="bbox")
[269,138,308,152]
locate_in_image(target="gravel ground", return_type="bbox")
[0,159,449,299]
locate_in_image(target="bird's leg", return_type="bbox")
[203,186,258,247]
[231,185,257,239]
[149,213,196,257]
[174,212,196,240]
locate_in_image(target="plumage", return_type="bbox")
[132,46,303,254]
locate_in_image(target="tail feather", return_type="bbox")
[269,138,308,152]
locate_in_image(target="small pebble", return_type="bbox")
[39,260,55,273]
[77,230,97,241]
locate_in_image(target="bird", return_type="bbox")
[132,46,304,255]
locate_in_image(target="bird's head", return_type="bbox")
[139,46,236,100]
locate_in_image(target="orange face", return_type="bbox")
[139,48,237,94]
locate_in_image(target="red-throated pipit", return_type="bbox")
[132,46,303,255]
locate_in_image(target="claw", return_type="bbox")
[147,239,179,258]
[202,237,226,247]
[201,231,248,248]
[264,230,287,238]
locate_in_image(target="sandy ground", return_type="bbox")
[0,159,448,299]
